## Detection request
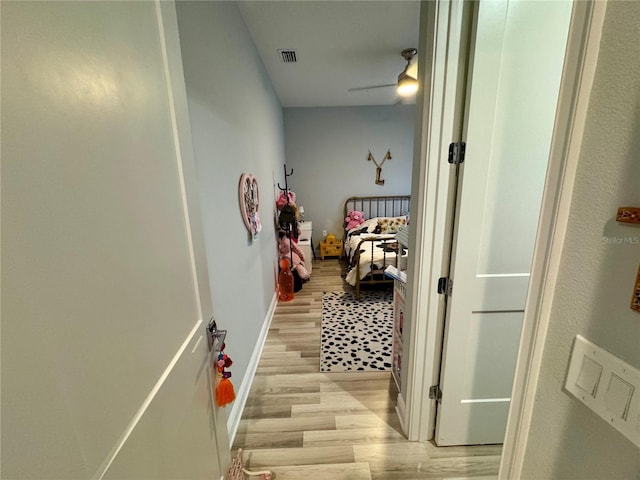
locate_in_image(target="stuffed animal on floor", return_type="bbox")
[278,234,309,280]
[345,210,365,230]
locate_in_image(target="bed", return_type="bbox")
[342,195,410,299]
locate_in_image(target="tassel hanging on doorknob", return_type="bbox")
[216,377,236,407]
[214,343,236,407]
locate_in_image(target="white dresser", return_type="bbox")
[298,221,313,275]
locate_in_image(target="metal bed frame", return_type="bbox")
[343,195,410,299]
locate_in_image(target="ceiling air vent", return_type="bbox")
[278,49,298,63]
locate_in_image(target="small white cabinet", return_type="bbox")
[298,221,313,275]
[388,227,409,391]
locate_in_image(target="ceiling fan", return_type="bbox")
[348,48,418,97]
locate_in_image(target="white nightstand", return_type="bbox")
[298,221,313,275]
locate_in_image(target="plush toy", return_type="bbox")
[345,210,365,230]
[276,191,296,211]
[278,235,309,280]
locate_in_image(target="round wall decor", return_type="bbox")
[238,173,261,237]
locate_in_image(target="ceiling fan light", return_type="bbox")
[397,72,418,96]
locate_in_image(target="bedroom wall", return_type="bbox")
[175,1,285,436]
[283,105,415,246]
[521,1,640,477]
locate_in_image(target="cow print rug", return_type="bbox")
[320,290,393,372]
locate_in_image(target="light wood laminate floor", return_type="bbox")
[233,259,501,479]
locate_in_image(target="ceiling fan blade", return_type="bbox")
[347,83,397,93]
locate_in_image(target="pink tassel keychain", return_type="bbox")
[214,343,236,407]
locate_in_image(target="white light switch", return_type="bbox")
[604,374,634,420]
[575,355,603,396]
[565,335,640,448]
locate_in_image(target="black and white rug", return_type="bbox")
[320,290,393,372]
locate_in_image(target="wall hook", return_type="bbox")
[277,164,294,191]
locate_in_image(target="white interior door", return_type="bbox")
[434,0,573,446]
[1,1,228,477]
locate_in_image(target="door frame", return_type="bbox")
[499,0,607,476]
[404,0,473,442]
[404,0,607,465]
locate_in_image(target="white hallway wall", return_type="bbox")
[175,0,285,435]
[521,1,640,477]
[283,105,415,245]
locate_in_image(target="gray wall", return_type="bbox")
[175,1,285,429]
[521,2,640,478]
[283,105,415,245]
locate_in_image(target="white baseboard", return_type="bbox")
[226,292,278,446]
[396,393,407,437]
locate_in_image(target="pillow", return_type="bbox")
[377,216,407,234]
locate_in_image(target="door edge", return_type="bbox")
[403,0,474,442]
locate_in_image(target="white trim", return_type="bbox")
[396,393,407,435]
[94,320,203,480]
[476,273,529,278]
[191,334,204,353]
[499,1,607,478]
[226,292,278,446]
[154,0,201,313]
[404,0,440,442]
[405,0,472,442]
[461,398,510,404]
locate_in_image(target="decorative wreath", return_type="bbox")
[238,173,261,236]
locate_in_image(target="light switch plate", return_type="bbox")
[575,355,603,397]
[565,335,640,448]
[604,374,634,419]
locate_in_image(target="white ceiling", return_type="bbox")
[238,1,421,108]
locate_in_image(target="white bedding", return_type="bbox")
[344,226,407,286]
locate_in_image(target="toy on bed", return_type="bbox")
[345,210,365,231]
[278,232,309,280]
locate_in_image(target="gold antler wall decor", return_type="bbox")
[367,149,391,185]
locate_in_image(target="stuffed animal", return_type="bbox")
[276,191,296,211]
[345,210,365,231]
[278,235,309,280]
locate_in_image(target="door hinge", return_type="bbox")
[429,384,442,402]
[448,142,466,164]
[437,276,453,296]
